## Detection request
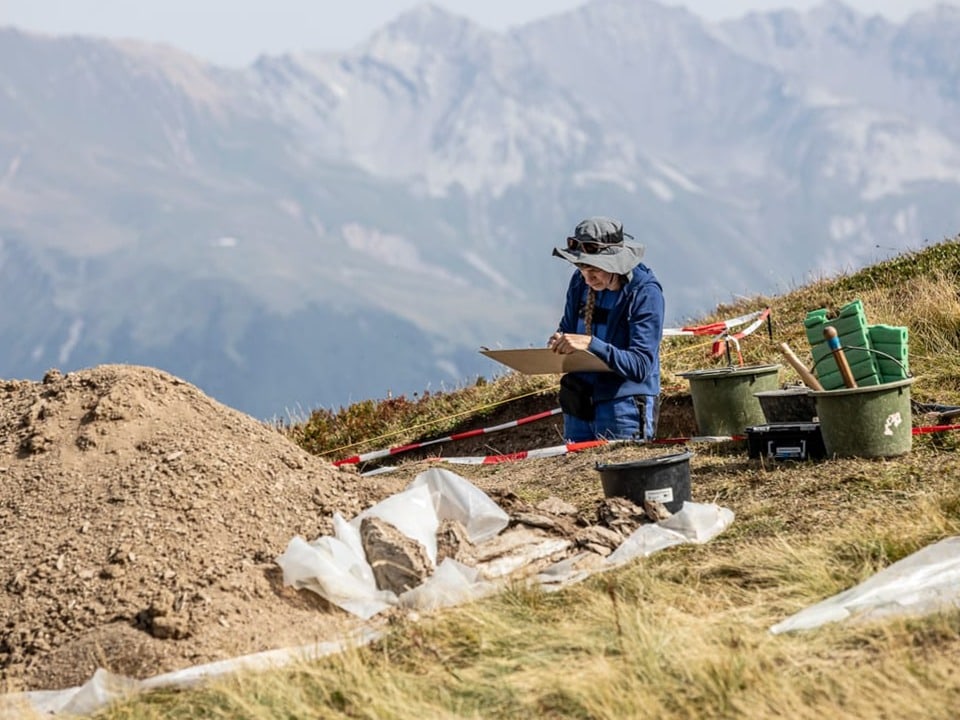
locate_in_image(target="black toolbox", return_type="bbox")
[745,422,826,461]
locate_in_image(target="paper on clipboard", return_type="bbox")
[480,348,612,375]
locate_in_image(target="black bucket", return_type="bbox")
[595,451,693,515]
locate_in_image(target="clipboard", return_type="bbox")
[480,348,612,375]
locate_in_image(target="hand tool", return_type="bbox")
[824,326,857,388]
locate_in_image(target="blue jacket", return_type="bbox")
[558,264,664,402]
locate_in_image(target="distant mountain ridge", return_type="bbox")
[1,0,958,418]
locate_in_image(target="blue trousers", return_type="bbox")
[563,394,659,443]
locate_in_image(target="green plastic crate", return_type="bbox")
[869,325,909,381]
[803,301,903,389]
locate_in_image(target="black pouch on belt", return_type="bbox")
[559,374,595,421]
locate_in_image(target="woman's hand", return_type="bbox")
[547,332,592,354]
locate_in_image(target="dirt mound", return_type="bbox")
[0,365,407,691]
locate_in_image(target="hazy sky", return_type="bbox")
[1,0,947,66]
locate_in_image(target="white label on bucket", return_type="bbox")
[645,488,674,504]
[884,412,903,436]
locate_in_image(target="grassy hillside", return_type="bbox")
[97,238,960,719]
[289,237,960,461]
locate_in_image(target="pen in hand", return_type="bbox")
[548,332,591,354]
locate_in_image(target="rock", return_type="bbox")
[643,500,673,522]
[596,496,649,536]
[513,512,578,537]
[360,516,432,595]
[575,525,624,552]
[136,589,193,640]
[535,497,578,516]
[436,519,475,565]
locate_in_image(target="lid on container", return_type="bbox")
[753,386,812,397]
[745,422,821,433]
[595,450,693,472]
[677,364,781,380]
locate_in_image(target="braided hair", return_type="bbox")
[583,288,597,336]
[582,274,626,335]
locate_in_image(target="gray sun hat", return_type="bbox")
[552,216,645,274]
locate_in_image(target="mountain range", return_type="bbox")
[1,0,958,419]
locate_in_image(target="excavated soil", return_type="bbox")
[0,365,409,692]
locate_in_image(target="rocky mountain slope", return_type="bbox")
[1,0,958,418]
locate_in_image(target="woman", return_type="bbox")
[548,216,664,442]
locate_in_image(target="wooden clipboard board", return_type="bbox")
[480,348,612,375]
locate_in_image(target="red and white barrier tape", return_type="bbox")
[357,435,744,476]
[436,434,741,463]
[664,307,771,363]
[334,407,563,466]
[913,424,960,435]
[359,439,608,476]
[663,307,770,338]
[442,439,609,465]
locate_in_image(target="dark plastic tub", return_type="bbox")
[595,451,693,515]
[753,387,818,423]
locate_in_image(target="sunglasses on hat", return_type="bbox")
[565,237,621,254]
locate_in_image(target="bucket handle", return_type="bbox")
[696,364,777,376]
[812,345,912,378]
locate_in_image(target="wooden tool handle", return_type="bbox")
[823,326,857,388]
[777,342,824,391]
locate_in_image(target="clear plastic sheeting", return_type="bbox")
[275,532,396,619]
[409,468,511,543]
[277,472,733,618]
[608,508,717,565]
[3,630,382,718]
[277,468,514,619]
[770,536,960,634]
[398,558,499,611]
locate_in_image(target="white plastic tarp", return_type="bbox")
[409,468,511,543]
[399,558,499,611]
[5,631,381,718]
[770,535,960,634]
[275,532,395,619]
[607,502,735,565]
[277,468,512,619]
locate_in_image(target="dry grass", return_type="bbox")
[93,238,960,719]
[96,446,960,719]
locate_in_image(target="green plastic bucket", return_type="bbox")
[811,377,914,458]
[678,364,781,436]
